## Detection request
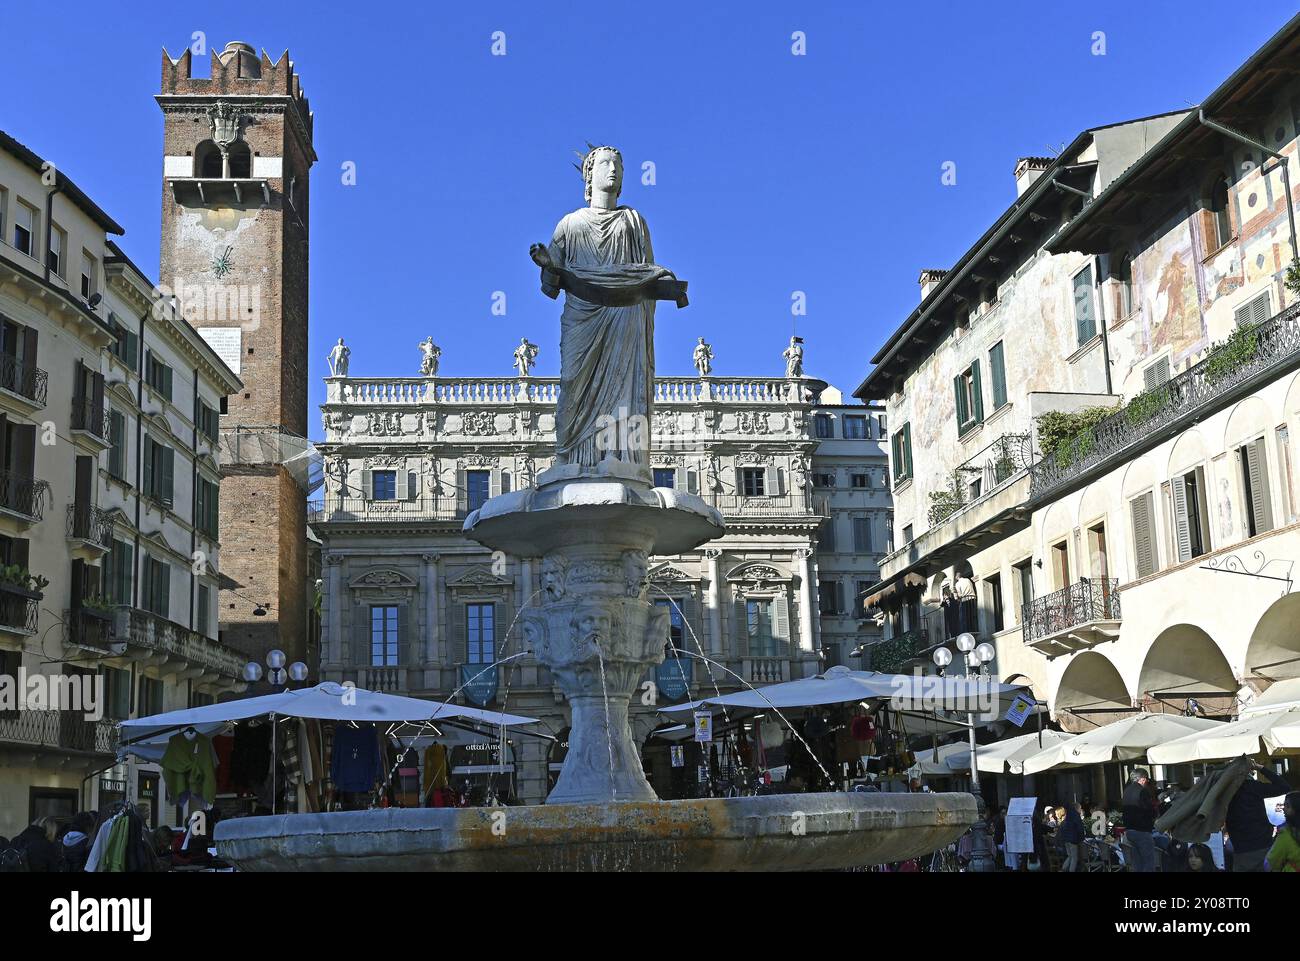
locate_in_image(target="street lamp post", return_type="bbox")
[241,650,310,815]
[932,632,996,794]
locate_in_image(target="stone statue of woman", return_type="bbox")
[530,145,687,473]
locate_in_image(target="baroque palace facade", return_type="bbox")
[312,365,888,804]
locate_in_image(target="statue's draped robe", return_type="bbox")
[547,206,670,468]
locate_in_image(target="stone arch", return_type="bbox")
[1120,455,1158,500]
[1040,498,1073,550]
[1245,592,1300,683]
[1282,369,1300,420]
[1167,427,1208,479]
[1078,480,1112,530]
[1137,624,1237,717]
[1223,394,1273,452]
[1054,651,1131,733]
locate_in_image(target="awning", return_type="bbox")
[862,572,926,608]
[1019,713,1222,774]
[658,665,1030,719]
[118,682,539,760]
[1147,707,1300,764]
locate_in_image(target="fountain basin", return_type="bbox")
[214,793,976,871]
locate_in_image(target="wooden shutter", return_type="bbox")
[13,424,35,480]
[764,465,781,497]
[91,371,104,425]
[142,436,154,496]
[1144,358,1171,391]
[405,470,418,501]
[73,360,86,406]
[672,468,686,492]
[1247,438,1274,534]
[1131,493,1155,579]
[954,373,968,430]
[1233,291,1270,328]
[970,360,984,424]
[160,446,175,504]
[734,465,744,495]
[489,469,502,498]
[125,330,138,372]
[903,423,913,478]
[455,468,467,514]
[733,595,749,657]
[360,469,373,500]
[1171,474,1193,563]
[452,600,467,664]
[353,603,370,665]
[989,343,1007,410]
[686,468,698,494]
[1074,265,1096,343]
[397,603,410,665]
[22,326,38,373]
[157,561,171,618]
[774,595,790,654]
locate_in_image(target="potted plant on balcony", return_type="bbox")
[0,565,48,600]
[78,595,117,619]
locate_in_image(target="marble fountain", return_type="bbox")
[214,146,976,871]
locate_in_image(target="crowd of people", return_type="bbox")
[986,764,1299,872]
[0,804,243,873]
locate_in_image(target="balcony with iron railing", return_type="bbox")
[67,503,115,557]
[1021,577,1121,659]
[1029,302,1300,501]
[0,354,48,410]
[0,469,49,524]
[0,584,40,635]
[865,629,925,674]
[67,602,115,653]
[70,399,110,445]
[0,709,115,754]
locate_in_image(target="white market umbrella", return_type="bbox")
[1241,676,1300,717]
[659,665,1028,717]
[1020,713,1222,775]
[958,729,1077,775]
[912,741,970,778]
[1147,707,1300,764]
[118,681,538,760]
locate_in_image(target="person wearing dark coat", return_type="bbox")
[1225,760,1290,872]
[13,817,63,872]
[1059,802,1085,872]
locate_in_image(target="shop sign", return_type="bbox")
[693,711,712,743]
[459,664,498,706]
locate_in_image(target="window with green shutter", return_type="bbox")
[1130,491,1157,578]
[891,424,913,483]
[955,361,984,435]
[989,342,1007,411]
[1073,264,1097,345]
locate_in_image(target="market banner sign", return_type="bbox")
[459,664,498,706]
[1005,693,1035,727]
[693,711,713,743]
[656,658,691,701]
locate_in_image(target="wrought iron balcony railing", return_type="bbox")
[0,354,48,407]
[928,432,1034,526]
[0,469,49,520]
[0,587,39,633]
[70,399,110,440]
[67,504,115,547]
[867,629,925,673]
[1029,303,1300,500]
[67,605,115,652]
[1021,578,1121,644]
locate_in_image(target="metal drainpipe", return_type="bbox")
[1095,255,1115,396]
[43,184,64,283]
[133,309,145,610]
[1198,110,1299,266]
[190,366,198,633]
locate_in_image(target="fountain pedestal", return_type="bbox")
[463,466,723,804]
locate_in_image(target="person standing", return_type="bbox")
[1225,760,1290,872]
[1266,792,1300,872]
[1122,768,1159,872]
[1059,802,1085,872]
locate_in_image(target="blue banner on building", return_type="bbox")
[459,663,499,706]
[656,657,691,701]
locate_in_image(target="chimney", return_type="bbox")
[217,41,261,79]
[1014,157,1052,197]
[918,268,947,301]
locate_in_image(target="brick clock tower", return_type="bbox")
[158,41,315,673]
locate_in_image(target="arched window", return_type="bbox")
[1209,176,1233,249]
[226,141,252,179]
[194,140,223,178]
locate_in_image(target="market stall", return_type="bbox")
[1019,713,1222,775]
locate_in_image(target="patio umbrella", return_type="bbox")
[958,729,1077,775]
[1147,707,1300,764]
[1019,713,1222,775]
[911,740,970,777]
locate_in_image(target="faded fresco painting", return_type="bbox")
[1138,209,1207,366]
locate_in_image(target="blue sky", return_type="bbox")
[5,0,1296,435]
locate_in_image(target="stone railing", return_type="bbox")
[115,606,246,679]
[0,709,115,754]
[710,491,824,518]
[311,496,466,524]
[1029,302,1300,500]
[326,375,810,407]
[1021,578,1121,644]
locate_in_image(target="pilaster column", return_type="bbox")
[704,548,723,654]
[422,553,439,663]
[326,554,343,665]
[796,547,816,653]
